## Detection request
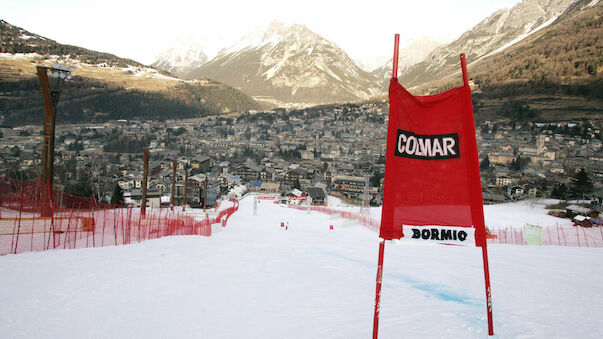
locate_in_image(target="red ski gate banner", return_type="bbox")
[379,78,487,246]
[372,35,493,338]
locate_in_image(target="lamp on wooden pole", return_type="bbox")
[37,63,75,217]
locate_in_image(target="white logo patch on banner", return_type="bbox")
[402,225,475,246]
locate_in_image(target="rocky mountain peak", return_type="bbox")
[396,0,578,88]
[184,22,380,106]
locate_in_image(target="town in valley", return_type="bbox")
[1,102,601,210]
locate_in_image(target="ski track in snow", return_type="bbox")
[1,195,603,338]
[316,247,482,306]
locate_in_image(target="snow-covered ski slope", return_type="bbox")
[1,196,602,338]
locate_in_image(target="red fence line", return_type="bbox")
[287,204,603,248]
[286,204,380,233]
[1,200,239,255]
[1,175,240,255]
[487,224,603,247]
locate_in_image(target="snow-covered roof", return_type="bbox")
[566,205,592,214]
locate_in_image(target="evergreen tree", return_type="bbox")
[370,171,383,188]
[65,179,92,198]
[292,179,301,190]
[111,183,124,205]
[509,155,530,171]
[491,124,499,134]
[551,183,568,200]
[509,156,521,171]
[480,155,491,170]
[500,100,535,122]
[569,168,593,199]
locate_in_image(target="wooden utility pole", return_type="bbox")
[182,169,188,211]
[204,176,208,211]
[37,66,58,217]
[171,159,177,208]
[141,148,149,216]
[36,64,74,216]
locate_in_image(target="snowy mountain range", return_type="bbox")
[150,35,229,77]
[181,22,382,106]
[151,0,591,105]
[398,0,579,88]
[151,43,209,77]
[153,24,441,105]
[371,38,443,88]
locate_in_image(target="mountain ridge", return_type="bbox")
[396,0,579,90]
[2,0,601,122]
[0,20,262,126]
[181,22,382,106]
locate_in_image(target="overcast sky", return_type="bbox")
[3,0,521,65]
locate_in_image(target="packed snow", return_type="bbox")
[1,196,602,338]
[335,196,575,230]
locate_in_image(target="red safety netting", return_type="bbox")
[286,204,380,233]
[286,203,603,248]
[486,225,603,247]
[0,176,239,255]
[0,176,114,213]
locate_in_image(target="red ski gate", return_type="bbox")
[373,34,493,337]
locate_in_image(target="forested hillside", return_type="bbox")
[0,20,143,68]
[0,20,262,126]
[0,77,262,126]
[470,1,602,100]
[417,1,602,122]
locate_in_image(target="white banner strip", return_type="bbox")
[401,225,475,246]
